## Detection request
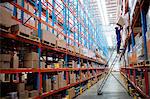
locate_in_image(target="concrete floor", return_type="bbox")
[76,72,132,99]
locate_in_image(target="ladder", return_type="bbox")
[97,46,119,95]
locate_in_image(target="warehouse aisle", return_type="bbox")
[76,72,132,99]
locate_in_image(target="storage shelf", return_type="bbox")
[0,67,108,74]
[121,66,150,69]
[40,72,103,98]
[0,32,104,65]
[121,72,150,98]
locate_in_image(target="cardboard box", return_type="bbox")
[46,79,51,92]
[24,52,39,61]
[17,82,25,92]
[0,62,10,69]
[57,39,67,48]
[68,45,74,52]
[42,30,57,45]
[11,23,33,35]
[68,88,75,99]
[18,90,28,99]
[0,54,11,62]
[13,53,19,68]
[133,27,142,33]
[117,16,125,27]
[70,73,76,84]
[24,60,38,68]
[29,90,38,98]
[0,7,13,27]
[146,31,150,40]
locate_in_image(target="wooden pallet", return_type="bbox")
[57,46,66,50]
[0,24,10,33]
[41,40,56,47]
[17,32,40,42]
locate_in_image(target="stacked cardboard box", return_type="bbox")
[46,78,51,92]
[67,87,75,99]
[11,23,33,35]
[23,52,39,68]
[0,54,11,69]
[41,30,57,45]
[70,73,76,84]
[58,72,67,88]
[0,7,14,28]
[12,53,19,68]
[16,82,29,99]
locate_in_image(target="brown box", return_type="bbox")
[18,90,28,99]
[147,31,150,40]
[57,39,67,48]
[117,16,125,27]
[0,7,13,27]
[24,52,39,61]
[0,61,10,69]
[0,54,11,62]
[24,60,38,68]
[133,27,142,33]
[68,45,74,52]
[17,82,25,92]
[46,79,51,92]
[68,87,75,99]
[29,90,38,98]
[13,53,19,68]
[11,23,33,35]
[42,30,57,45]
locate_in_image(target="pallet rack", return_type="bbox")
[119,0,150,98]
[0,0,109,98]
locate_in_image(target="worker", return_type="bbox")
[115,26,122,53]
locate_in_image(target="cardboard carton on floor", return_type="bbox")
[24,60,38,68]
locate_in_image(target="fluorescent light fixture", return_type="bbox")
[96,0,109,25]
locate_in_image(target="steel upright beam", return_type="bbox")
[141,9,148,60]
